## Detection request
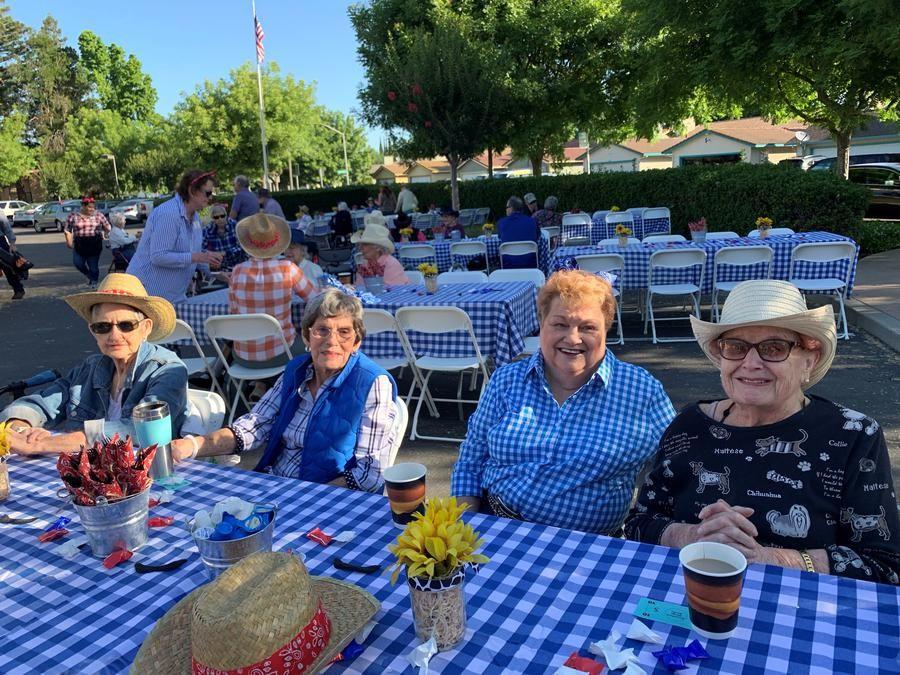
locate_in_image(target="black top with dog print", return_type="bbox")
[623,396,900,585]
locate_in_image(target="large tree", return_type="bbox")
[305,109,377,188]
[0,0,28,114]
[77,30,157,121]
[0,113,34,185]
[622,0,900,178]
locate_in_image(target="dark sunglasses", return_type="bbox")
[204,190,214,198]
[212,214,227,220]
[716,338,799,363]
[89,320,144,335]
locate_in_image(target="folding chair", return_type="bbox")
[185,388,226,435]
[474,207,490,226]
[488,268,546,287]
[575,254,625,344]
[498,241,539,269]
[643,234,686,244]
[386,397,409,468]
[561,213,591,243]
[405,270,425,285]
[204,314,293,423]
[605,212,635,241]
[788,241,856,339]
[151,319,224,397]
[395,306,491,442]
[397,244,437,270]
[449,240,489,272]
[705,231,741,241]
[541,226,560,251]
[711,246,773,321]
[645,249,706,344]
[362,308,437,417]
[436,271,488,285]
[562,236,591,247]
[749,227,794,238]
[457,209,475,227]
[641,207,672,237]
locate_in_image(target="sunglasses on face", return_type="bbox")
[212,214,226,220]
[89,320,144,335]
[716,338,799,363]
[204,190,214,198]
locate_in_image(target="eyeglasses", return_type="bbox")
[204,190,214,198]
[716,338,799,363]
[89,319,144,335]
[212,214,226,220]
[309,326,356,342]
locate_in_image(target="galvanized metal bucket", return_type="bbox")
[188,504,277,580]
[71,487,151,557]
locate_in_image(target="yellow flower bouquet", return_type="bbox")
[755,216,773,230]
[417,262,438,277]
[614,224,632,236]
[610,205,621,212]
[399,227,414,237]
[0,421,12,501]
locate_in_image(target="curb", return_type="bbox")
[847,299,900,353]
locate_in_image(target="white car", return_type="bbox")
[110,198,154,224]
[0,200,30,220]
[12,202,46,228]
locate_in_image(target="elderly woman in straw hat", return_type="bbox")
[171,288,399,493]
[1,273,188,455]
[625,280,900,584]
[352,212,410,286]
[132,551,379,674]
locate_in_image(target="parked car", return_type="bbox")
[0,200,31,219]
[809,153,900,172]
[95,199,122,218]
[848,163,900,218]
[110,198,154,224]
[12,202,46,228]
[33,201,81,232]
[779,155,827,170]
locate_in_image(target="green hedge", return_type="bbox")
[850,219,900,258]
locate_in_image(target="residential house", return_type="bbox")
[798,118,900,162]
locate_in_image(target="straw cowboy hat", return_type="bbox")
[236,213,291,259]
[690,280,837,388]
[351,222,395,254]
[363,210,387,228]
[131,552,379,675]
[64,273,176,342]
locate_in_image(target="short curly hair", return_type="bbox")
[537,270,616,327]
[300,289,365,344]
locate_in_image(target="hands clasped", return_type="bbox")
[693,499,772,564]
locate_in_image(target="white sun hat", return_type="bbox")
[690,280,836,388]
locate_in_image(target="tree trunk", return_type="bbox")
[530,153,543,177]
[487,148,493,178]
[834,130,852,180]
[449,153,460,210]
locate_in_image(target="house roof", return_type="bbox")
[805,117,900,143]
[370,162,409,177]
[664,116,806,153]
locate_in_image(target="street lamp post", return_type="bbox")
[100,153,120,196]
[319,122,350,186]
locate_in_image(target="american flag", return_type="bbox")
[254,14,265,63]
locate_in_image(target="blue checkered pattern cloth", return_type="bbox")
[579,214,671,243]
[555,232,859,295]
[362,281,538,366]
[3,458,898,674]
[173,289,305,345]
[395,235,551,274]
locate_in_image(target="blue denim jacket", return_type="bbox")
[0,342,188,439]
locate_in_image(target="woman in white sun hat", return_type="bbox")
[625,280,900,585]
[351,214,410,287]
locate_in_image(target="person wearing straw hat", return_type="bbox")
[132,551,379,674]
[624,280,900,585]
[1,273,188,455]
[352,220,410,287]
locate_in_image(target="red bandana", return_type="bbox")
[192,602,331,674]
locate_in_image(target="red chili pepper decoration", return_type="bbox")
[148,516,174,528]
[306,527,333,546]
[387,90,397,101]
[148,498,161,508]
[407,102,418,113]
[38,528,69,543]
[410,84,423,97]
[102,547,133,569]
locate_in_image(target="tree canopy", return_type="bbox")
[77,30,157,121]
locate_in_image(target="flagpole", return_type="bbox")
[252,0,270,189]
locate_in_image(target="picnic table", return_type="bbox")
[2,457,898,673]
[395,234,551,275]
[554,232,860,295]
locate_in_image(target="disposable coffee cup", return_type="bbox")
[338,272,353,285]
[680,542,747,640]
[132,400,174,480]
[383,462,426,528]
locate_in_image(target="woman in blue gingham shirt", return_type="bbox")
[451,270,675,534]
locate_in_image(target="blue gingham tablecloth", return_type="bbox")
[562,214,671,244]
[395,235,551,274]
[362,281,538,366]
[173,288,306,345]
[554,232,860,295]
[2,458,898,674]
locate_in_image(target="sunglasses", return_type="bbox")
[204,190,214,198]
[89,320,144,335]
[716,338,799,363]
[212,214,226,220]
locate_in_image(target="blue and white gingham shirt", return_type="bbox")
[451,350,675,534]
[127,195,204,303]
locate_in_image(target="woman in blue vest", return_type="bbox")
[171,289,400,492]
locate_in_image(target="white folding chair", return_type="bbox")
[645,249,706,344]
[592,210,610,221]
[562,236,591,247]
[474,207,490,226]
[641,207,672,236]
[449,241,489,272]
[560,212,591,242]
[204,314,293,424]
[397,244,437,270]
[788,241,856,339]
[643,234,687,244]
[151,319,224,396]
[575,254,625,344]
[489,268,546,287]
[562,213,591,227]
[599,237,640,246]
[605,212,635,228]
[362,308,437,417]
[626,207,646,218]
[386,397,409,468]
[457,209,475,226]
[184,388,239,465]
[541,226,560,243]
[749,227,795,238]
[712,246,773,321]
[394,307,490,442]
[498,241,539,268]
[405,270,425,285]
[705,231,741,241]
[437,271,488,285]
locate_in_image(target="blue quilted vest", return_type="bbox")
[254,351,397,483]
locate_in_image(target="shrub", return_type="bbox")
[848,219,900,257]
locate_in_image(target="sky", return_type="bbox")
[8,0,384,148]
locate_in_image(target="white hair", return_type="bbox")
[337,202,348,211]
[109,211,126,227]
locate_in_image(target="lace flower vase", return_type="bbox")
[408,567,467,651]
